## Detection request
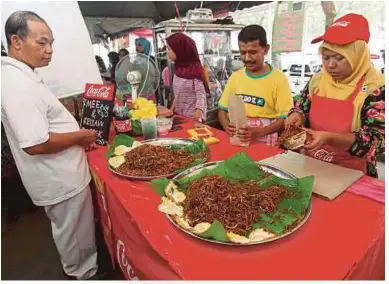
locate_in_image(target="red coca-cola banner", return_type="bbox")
[104,183,181,280]
[84,83,115,101]
[90,170,115,267]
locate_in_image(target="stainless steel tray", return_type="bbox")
[109,138,209,181]
[166,161,312,245]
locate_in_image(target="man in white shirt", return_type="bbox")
[1,11,107,280]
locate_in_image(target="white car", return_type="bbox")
[284,64,322,77]
[370,50,385,74]
[287,75,310,97]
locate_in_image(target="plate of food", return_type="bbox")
[107,135,209,180]
[278,126,311,150]
[151,151,314,245]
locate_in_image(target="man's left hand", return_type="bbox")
[85,143,97,151]
[236,126,252,143]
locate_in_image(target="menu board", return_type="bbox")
[272,1,305,53]
[80,84,115,145]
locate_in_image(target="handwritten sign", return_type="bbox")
[80,84,115,145]
[272,2,305,54]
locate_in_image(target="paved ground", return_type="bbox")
[1,207,123,280]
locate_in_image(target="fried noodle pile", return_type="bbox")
[277,125,304,147]
[116,144,204,176]
[183,175,290,235]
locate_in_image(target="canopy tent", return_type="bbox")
[78,1,271,43]
[131,28,153,37]
[83,17,155,44]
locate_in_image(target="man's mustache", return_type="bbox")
[243,61,256,65]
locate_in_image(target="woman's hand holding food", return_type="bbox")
[303,129,333,151]
[285,112,304,130]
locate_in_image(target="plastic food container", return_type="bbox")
[157,116,173,135]
[141,117,157,140]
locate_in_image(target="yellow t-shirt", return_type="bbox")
[218,66,293,119]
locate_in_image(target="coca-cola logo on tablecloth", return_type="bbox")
[117,240,139,280]
[91,170,105,195]
[103,215,112,239]
[101,194,107,212]
[313,149,335,163]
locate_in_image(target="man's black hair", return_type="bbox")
[108,51,119,64]
[118,48,129,56]
[238,25,268,47]
[1,42,7,56]
[5,11,47,46]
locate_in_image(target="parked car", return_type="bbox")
[380,49,385,74]
[283,63,322,77]
[370,50,385,74]
[286,75,310,97]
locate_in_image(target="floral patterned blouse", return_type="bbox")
[290,81,385,177]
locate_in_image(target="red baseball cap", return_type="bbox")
[311,13,370,45]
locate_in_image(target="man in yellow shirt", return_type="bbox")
[218,25,293,146]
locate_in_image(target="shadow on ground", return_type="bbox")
[1,208,123,280]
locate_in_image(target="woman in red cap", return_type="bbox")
[285,13,385,177]
[166,33,209,125]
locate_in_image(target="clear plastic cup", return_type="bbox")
[141,117,157,140]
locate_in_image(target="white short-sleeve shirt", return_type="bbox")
[1,57,91,206]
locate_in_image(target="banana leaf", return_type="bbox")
[167,139,206,155]
[150,178,170,197]
[174,151,269,192]
[151,151,314,241]
[198,220,228,242]
[107,134,135,159]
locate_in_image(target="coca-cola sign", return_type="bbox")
[117,240,139,280]
[84,83,115,101]
[313,149,335,163]
[80,83,115,145]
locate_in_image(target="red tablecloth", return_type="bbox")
[87,119,385,280]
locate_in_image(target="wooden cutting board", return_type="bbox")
[261,151,364,200]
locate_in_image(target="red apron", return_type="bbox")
[307,77,367,174]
